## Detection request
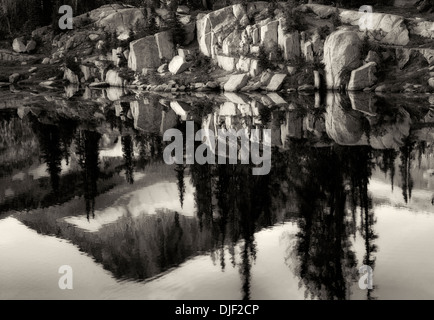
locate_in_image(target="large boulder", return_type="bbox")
[381,22,409,46]
[155,31,175,61]
[196,14,213,57]
[224,73,249,92]
[12,37,26,53]
[168,55,190,75]
[128,36,161,71]
[323,30,362,90]
[80,65,97,81]
[249,59,261,77]
[358,12,405,33]
[303,41,314,62]
[266,74,287,91]
[348,62,377,91]
[196,6,238,57]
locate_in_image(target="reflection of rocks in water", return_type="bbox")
[105,87,129,101]
[129,98,179,134]
[64,85,80,99]
[326,92,366,145]
[349,92,377,117]
[326,92,412,149]
[282,142,377,300]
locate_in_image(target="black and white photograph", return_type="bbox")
[1,0,434,303]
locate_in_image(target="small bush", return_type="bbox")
[361,34,382,57]
[317,25,331,40]
[165,14,186,47]
[64,56,81,75]
[284,5,308,33]
[258,45,274,70]
[118,68,135,83]
[331,8,342,29]
[146,71,164,85]
[192,52,211,69]
[267,0,279,17]
[312,56,325,71]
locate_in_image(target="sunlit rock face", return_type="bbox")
[196,2,302,65]
[323,30,362,90]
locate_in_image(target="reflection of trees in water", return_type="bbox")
[13,96,434,297]
[175,164,186,208]
[376,149,398,191]
[399,136,415,204]
[32,118,77,194]
[76,130,101,221]
[135,133,165,170]
[282,138,377,300]
[121,135,134,184]
[188,154,275,299]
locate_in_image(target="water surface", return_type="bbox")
[1,86,433,300]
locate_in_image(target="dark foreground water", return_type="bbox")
[0,86,433,300]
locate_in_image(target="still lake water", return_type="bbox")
[0,85,434,300]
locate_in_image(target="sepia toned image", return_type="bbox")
[1,0,434,301]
